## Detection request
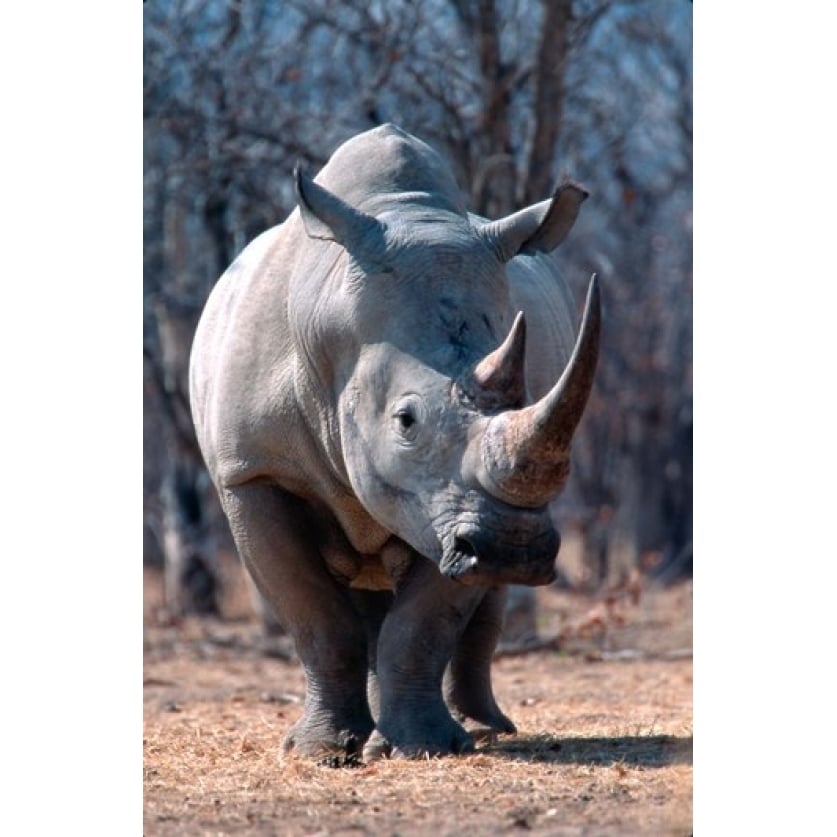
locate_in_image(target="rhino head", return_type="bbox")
[293,167,599,587]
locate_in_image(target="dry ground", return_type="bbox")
[144,550,692,836]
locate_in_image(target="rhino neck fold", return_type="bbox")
[289,358,392,557]
[292,354,351,487]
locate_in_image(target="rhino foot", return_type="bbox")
[445,673,516,734]
[282,713,374,763]
[449,699,517,735]
[362,714,475,760]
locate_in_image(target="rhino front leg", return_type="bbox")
[221,483,374,760]
[363,555,485,760]
[348,589,393,720]
[444,587,516,734]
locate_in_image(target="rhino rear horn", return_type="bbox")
[480,180,589,263]
[460,312,527,409]
[294,166,388,263]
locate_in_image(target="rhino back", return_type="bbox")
[315,124,467,217]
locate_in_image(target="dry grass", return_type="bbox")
[144,553,692,835]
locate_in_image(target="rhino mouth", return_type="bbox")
[439,525,559,587]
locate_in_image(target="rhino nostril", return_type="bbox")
[453,536,478,560]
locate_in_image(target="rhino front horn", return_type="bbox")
[478,274,601,508]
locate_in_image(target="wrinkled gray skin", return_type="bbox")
[190,125,599,760]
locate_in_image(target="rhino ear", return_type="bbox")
[480,180,589,263]
[293,165,387,261]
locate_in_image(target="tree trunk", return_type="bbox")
[524,0,572,204]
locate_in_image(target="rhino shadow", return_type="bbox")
[480,733,692,767]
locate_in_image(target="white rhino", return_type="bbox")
[189,124,599,760]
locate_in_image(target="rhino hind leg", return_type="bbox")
[221,483,374,760]
[444,587,516,735]
[363,556,485,760]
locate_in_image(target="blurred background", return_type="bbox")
[143,0,692,618]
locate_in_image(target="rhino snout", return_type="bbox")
[439,524,560,587]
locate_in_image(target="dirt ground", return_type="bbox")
[143,550,692,836]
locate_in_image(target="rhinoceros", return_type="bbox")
[189,124,600,760]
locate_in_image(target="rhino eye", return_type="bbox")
[391,395,426,443]
[395,409,416,432]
